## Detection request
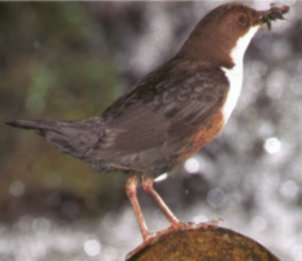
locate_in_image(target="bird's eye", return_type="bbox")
[238,14,249,27]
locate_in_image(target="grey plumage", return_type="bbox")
[6,61,228,176]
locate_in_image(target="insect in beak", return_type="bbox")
[258,4,289,30]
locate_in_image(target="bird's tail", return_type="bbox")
[6,118,102,159]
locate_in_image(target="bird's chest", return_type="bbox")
[176,65,243,163]
[177,110,224,162]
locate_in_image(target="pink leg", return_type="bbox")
[125,176,150,240]
[142,175,180,228]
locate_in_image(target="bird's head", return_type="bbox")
[180,3,289,68]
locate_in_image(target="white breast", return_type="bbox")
[221,26,259,124]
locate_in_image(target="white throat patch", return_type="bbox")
[221,26,259,124]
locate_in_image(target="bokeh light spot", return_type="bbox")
[263,137,282,154]
[280,180,299,201]
[84,238,101,257]
[9,181,25,197]
[184,157,200,173]
[207,188,226,208]
[251,216,267,232]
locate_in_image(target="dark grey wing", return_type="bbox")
[163,67,228,138]
[86,61,228,160]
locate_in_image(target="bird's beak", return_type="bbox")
[256,5,289,30]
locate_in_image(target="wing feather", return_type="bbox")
[86,60,228,160]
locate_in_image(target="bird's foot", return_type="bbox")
[167,219,221,232]
[126,220,221,260]
[142,219,221,243]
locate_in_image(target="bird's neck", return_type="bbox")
[220,26,260,124]
[228,26,260,69]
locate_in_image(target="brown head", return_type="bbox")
[179,3,289,67]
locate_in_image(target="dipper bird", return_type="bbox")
[7,3,288,240]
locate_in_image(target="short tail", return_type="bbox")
[6,118,103,159]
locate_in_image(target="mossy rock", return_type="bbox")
[127,224,279,261]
